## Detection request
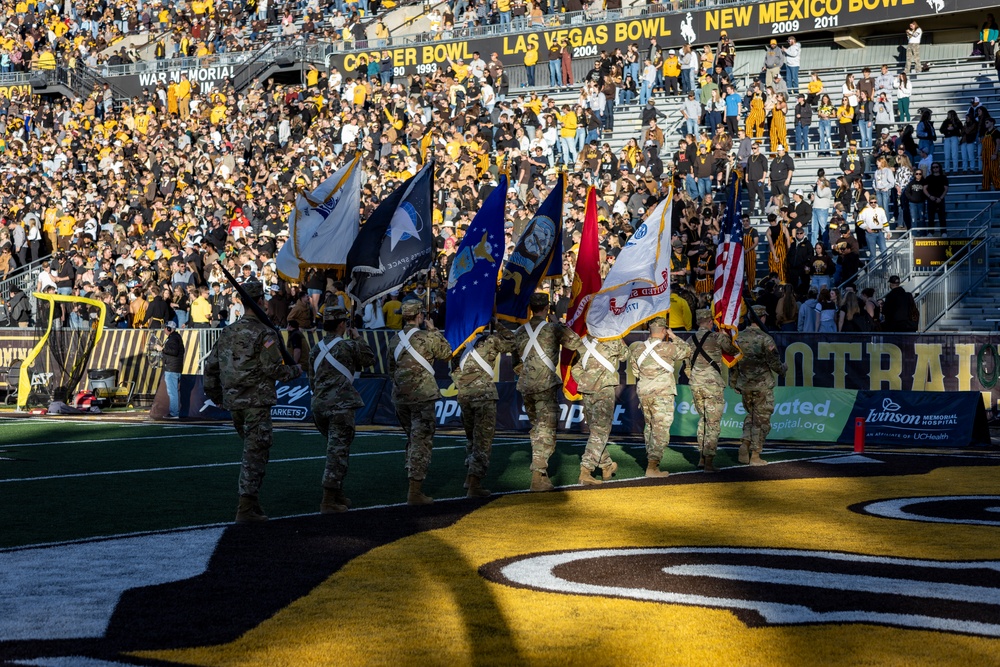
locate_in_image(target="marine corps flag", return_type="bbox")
[495,174,564,323]
[561,186,601,400]
[586,192,673,341]
[275,153,362,283]
[346,163,434,306]
[444,174,507,353]
[713,174,745,367]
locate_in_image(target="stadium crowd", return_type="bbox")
[0,17,998,336]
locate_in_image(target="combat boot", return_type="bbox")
[235,495,268,523]
[333,489,352,509]
[407,479,434,505]
[466,475,491,498]
[529,470,554,492]
[320,488,348,514]
[697,453,705,468]
[703,455,719,473]
[601,460,618,480]
[749,451,768,466]
[645,458,670,478]
[579,467,602,485]
[738,440,751,465]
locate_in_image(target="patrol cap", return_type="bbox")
[401,299,425,317]
[324,306,348,321]
[751,305,767,318]
[241,280,265,300]
[696,308,712,321]
[529,292,550,310]
[649,317,667,329]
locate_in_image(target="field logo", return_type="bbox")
[482,547,1000,637]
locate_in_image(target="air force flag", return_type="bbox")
[444,174,507,353]
[347,163,434,306]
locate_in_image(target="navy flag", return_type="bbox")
[495,174,565,323]
[347,163,434,306]
[444,174,507,353]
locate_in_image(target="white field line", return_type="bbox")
[1,433,242,448]
[0,452,853,553]
[0,442,529,483]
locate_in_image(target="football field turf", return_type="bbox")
[0,417,825,549]
[3,417,1000,667]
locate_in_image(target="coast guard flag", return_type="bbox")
[561,186,601,399]
[275,153,362,283]
[586,192,673,340]
[347,163,433,306]
[496,174,564,323]
[713,175,745,366]
[444,174,507,353]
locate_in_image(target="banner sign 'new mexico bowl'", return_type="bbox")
[329,0,996,76]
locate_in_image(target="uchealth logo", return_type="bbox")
[480,547,1000,637]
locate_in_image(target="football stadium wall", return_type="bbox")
[325,0,998,77]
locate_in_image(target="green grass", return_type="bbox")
[0,419,826,549]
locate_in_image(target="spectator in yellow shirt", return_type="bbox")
[523,45,538,86]
[189,288,212,327]
[382,294,403,329]
[557,106,578,165]
[177,75,192,120]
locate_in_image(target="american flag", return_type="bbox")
[713,174,745,367]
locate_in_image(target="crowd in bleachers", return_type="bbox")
[0,16,998,335]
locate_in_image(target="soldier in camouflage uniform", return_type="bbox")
[204,281,303,523]
[388,299,453,505]
[307,305,376,514]
[687,308,741,472]
[572,333,629,485]
[730,305,787,466]
[628,317,689,478]
[451,321,516,498]
[513,293,582,492]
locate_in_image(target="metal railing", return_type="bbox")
[0,254,53,317]
[98,50,262,78]
[914,219,994,331]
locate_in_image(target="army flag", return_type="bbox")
[586,193,673,341]
[347,163,434,306]
[444,174,507,353]
[495,174,565,323]
[561,186,601,400]
[275,153,362,283]
[713,175,745,366]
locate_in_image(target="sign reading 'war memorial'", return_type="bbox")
[329,0,995,76]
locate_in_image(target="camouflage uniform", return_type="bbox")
[388,321,452,481]
[307,331,376,490]
[572,337,629,476]
[730,313,786,458]
[686,312,740,459]
[513,314,582,473]
[628,332,689,461]
[204,310,301,501]
[451,328,516,478]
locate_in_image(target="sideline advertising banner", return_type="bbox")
[155,375,986,445]
[837,390,990,447]
[150,375,386,424]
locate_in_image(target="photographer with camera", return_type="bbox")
[831,222,861,285]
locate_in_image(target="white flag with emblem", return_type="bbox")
[586,194,672,341]
[276,153,362,283]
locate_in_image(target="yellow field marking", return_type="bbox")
[140,466,1000,667]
